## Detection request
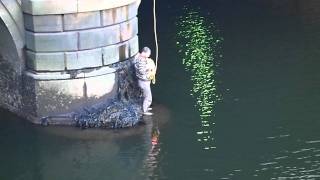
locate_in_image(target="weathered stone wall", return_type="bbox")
[0,0,25,58]
[0,0,25,115]
[23,1,139,72]
[0,0,141,125]
[22,0,140,124]
[0,20,23,112]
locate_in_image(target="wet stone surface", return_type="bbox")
[75,100,143,129]
[74,59,144,129]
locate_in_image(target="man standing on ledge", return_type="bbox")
[134,47,156,116]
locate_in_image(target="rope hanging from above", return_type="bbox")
[152,0,159,84]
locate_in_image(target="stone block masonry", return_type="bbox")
[63,11,101,31]
[65,48,103,70]
[24,2,140,72]
[25,31,78,52]
[22,0,140,15]
[26,51,65,71]
[26,36,139,72]
[18,0,141,124]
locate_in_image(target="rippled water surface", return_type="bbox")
[1,0,320,179]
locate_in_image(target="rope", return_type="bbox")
[152,0,159,84]
[153,0,159,72]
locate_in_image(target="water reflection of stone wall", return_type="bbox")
[176,8,222,150]
[2,121,153,180]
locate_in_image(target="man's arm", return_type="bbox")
[134,53,140,60]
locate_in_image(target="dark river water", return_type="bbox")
[1,0,320,179]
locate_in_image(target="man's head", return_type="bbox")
[140,47,151,58]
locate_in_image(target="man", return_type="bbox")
[134,47,156,116]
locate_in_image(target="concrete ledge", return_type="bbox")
[26,51,65,71]
[26,31,78,52]
[63,11,101,31]
[23,69,118,121]
[22,0,140,15]
[25,66,116,80]
[65,48,103,70]
[24,13,63,32]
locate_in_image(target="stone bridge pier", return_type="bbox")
[0,0,141,125]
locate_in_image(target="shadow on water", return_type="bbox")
[0,103,170,180]
[35,103,170,141]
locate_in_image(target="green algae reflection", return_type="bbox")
[176,9,222,150]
